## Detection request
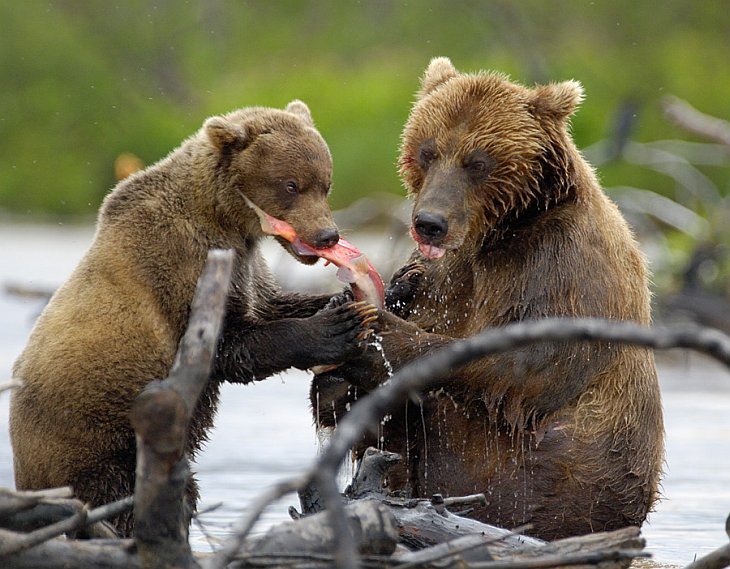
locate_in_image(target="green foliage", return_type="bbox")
[1,1,729,219]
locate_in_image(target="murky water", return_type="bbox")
[0,223,728,566]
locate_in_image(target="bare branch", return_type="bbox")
[132,248,233,569]
[0,380,22,394]
[683,543,730,569]
[0,538,139,569]
[0,487,74,519]
[663,96,730,147]
[230,501,397,565]
[318,318,730,488]
[167,248,234,409]
[396,525,535,568]
[443,493,488,509]
[2,283,54,301]
[86,497,134,527]
[0,508,88,557]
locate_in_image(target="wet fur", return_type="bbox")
[312,59,664,540]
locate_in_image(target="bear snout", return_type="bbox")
[413,211,448,244]
[312,227,340,249]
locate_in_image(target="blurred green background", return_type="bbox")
[1,1,729,308]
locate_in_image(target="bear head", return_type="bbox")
[399,57,584,259]
[205,100,338,264]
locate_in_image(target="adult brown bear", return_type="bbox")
[312,58,664,540]
[10,101,374,537]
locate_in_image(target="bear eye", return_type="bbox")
[467,160,488,173]
[464,151,494,180]
[285,180,299,194]
[418,146,437,170]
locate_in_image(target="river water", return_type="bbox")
[0,222,728,566]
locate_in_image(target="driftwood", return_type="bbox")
[1,248,730,568]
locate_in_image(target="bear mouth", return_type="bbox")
[409,227,447,260]
[418,242,447,260]
[276,236,320,265]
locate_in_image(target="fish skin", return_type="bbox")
[243,196,385,308]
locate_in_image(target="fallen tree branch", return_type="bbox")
[0,488,73,519]
[0,499,82,532]
[206,478,305,569]
[0,494,132,536]
[395,531,532,568]
[0,508,88,557]
[0,540,139,569]
[230,501,398,566]
[85,496,134,527]
[317,317,730,486]
[314,469,357,569]
[132,248,233,569]
[467,548,649,569]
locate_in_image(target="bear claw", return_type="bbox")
[349,301,379,341]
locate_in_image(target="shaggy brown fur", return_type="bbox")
[312,59,664,540]
[10,101,373,537]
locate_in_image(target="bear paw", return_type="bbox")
[325,287,355,309]
[385,260,426,318]
[306,301,378,368]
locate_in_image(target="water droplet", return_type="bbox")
[370,334,393,378]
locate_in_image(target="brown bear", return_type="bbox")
[311,58,664,540]
[10,100,375,537]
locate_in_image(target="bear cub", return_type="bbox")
[10,100,373,536]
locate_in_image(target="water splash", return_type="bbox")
[420,401,429,485]
[370,333,393,378]
[378,413,392,451]
[404,401,410,479]
[315,425,354,491]
[314,390,321,432]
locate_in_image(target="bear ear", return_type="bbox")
[419,56,459,97]
[204,116,251,151]
[285,100,315,127]
[529,80,585,120]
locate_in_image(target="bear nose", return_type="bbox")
[414,212,448,242]
[313,227,340,249]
